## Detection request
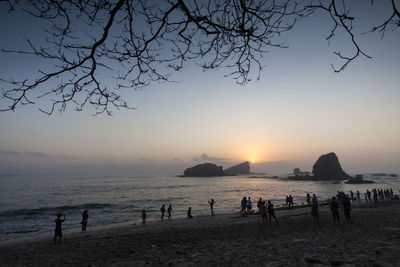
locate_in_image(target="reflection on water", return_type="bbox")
[0,174,398,241]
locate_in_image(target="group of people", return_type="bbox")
[141,199,215,224]
[257,198,278,224]
[54,209,89,245]
[240,196,253,213]
[310,193,353,226]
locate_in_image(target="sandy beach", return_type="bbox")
[1,200,400,266]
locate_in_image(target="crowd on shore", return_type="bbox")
[50,187,397,245]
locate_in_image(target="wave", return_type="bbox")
[0,203,115,217]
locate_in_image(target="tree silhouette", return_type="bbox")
[0,0,398,115]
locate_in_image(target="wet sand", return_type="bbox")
[1,200,400,266]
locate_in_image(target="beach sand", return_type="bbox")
[1,200,400,266]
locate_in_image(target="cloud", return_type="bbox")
[0,150,19,156]
[192,153,226,162]
[137,157,154,162]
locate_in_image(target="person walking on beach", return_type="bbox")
[350,190,354,202]
[285,195,289,207]
[267,200,278,223]
[208,199,215,216]
[81,209,88,232]
[160,204,166,221]
[288,195,294,208]
[141,209,146,224]
[311,199,320,226]
[187,207,193,219]
[54,213,66,244]
[167,204,173,220]
[247,197,252,213]
[343,195,353,224]
[330,197,340,224]
[367,189,371,201]
[356,191,361,203]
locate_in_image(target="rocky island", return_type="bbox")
[224,161,250,175]
[183,163,224,177]
[182,161,251,177]
[287,152,350,181]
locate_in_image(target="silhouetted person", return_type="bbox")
[330,197,340,224]
[208,199,215,216]
[343,195,353,223]
[54,213,65,244]
[356,191,361,203]
[241,197,247,213]
[306,193,311,205]
[141,209,146,224]
[312,194,317,203]
[285,195,289,207]
[373,189,378,202]
[260,201,267,224]
[247,197,252,213]
[390,188,394,198]
[364,193,368,202]
[160,204,166,221]
[187,207,193,219]
[81,209,88,232]
[167,204,172,220]
[350,190,354,202]
[267,200,278,223]
[311,200,320,226]
[289,195,294,207]
[257,198,263,212]
[367,190,371,201]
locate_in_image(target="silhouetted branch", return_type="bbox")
[0,0,398,114]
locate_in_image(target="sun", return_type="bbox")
[250,160,255,164]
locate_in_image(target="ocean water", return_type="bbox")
[0,173,399,242]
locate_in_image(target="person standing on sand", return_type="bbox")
[81,210,88,232]
[267,200,278,223]
[54,213,66,244]
[306,193,311,205]
[208,199,215,216]
[285,195,289,207]
[367,189,371,201]
[241,197,247,213]
[311,200,320,226]
[289,195,294,208]
[160,204,166,221]
[343,195,353,223]
[330,197,340,224]
[187,207,193,219]
[357,191,361,203]
[257,198,262,213]
[142,209,146,224]
[247,197,252,213]
[260,201,267,224]
[167,204,172,220]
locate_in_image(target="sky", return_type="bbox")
[0,1,399,176]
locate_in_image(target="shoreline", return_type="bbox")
[1,200,400,266]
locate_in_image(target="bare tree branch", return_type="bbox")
[0,0,398,114]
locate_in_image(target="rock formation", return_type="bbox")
[293,168,310,176]
[345,174,375,184]
[183,163,224,177]
[312,152,349,180]
[224,161,251,175]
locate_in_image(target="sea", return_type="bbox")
[0,173,399,242]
